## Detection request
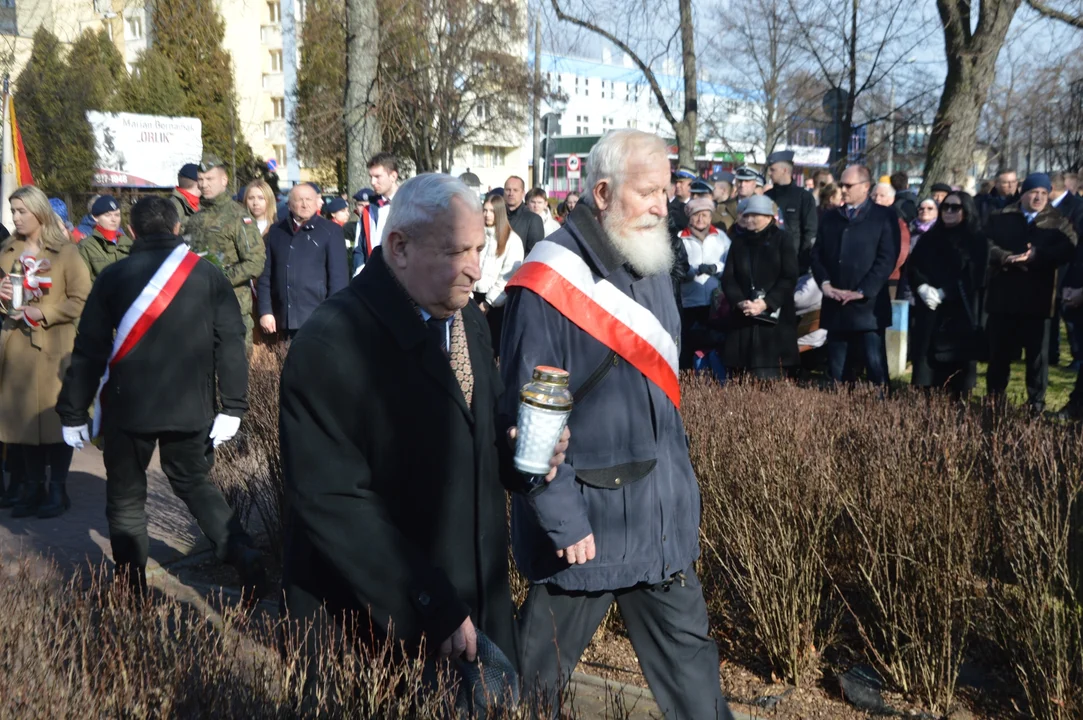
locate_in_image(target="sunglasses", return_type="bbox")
[838,181,868,190]
[940,203,963,212]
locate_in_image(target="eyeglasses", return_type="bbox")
[838,181,869,190]
[940,203,963,212]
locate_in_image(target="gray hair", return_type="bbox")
[586,129,668,194]
[382,173,481,243]
[873,182,896,201]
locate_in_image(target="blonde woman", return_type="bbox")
[474,193,524,356]
[0,186,91,518]
[244,180,277,237]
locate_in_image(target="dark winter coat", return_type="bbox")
[721,222,800,371]
[500,202,701,592]
[907,223,989,386]
[810,201,900,332]
[279,246,517,665]
[506,202,545,254]
[56,234,247,433]
[667,196,690,233]
[985,203,1077,317]
[257,214,349,331]
[765,181,817,272]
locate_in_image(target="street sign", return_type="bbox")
[567,153,580,180]
[267,158,278,172]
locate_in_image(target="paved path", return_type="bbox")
[0,445,207,574]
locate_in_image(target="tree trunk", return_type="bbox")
[677,0,697,169]
[922,0,1021,193]
[345,0,381,193]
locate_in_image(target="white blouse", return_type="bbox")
[474,226,524,307]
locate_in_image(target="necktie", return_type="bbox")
[425,312,474,407]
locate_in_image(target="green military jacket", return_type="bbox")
[185,193,266,315]
[78,228,135,282]
[170,188,200,235]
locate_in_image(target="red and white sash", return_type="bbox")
[92,244,201,437]
[507,240,680,408]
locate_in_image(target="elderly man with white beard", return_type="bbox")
[500,129,733,719]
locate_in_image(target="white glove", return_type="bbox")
[62,425,90,450]
[917,284,946,310]
[209,414,242,448]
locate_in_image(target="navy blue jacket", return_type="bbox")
[811,201,900,333]
[257,214,349,330]
[499,203,701,592]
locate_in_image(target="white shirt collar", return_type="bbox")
[1052,192,1066,207]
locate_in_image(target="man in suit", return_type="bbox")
[504,175,545,253]
[279,174,568,697]
[811,164,900,385]
[257,183,349,341]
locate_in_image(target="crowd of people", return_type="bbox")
[2,126,1082,717]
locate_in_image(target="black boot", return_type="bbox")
[37,478,70,518]
[11,480,43,518]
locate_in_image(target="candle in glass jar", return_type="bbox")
[514,366,574,476]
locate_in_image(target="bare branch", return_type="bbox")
[1025,0,1083,28]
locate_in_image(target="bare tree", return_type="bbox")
[346,0,381,191]
[548,0,699,167]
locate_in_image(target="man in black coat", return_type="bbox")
[811,165,900,385]
[503,175,545,253]
[977,169,1020,227]
[985,173,1077,412]
[257,182,349,340]
[55,196,265,596]
[1048,171,1083,367]
[279,174,567,695]
[765,150,818,272]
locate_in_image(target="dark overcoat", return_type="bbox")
[985,203,1076,318]
[279,247,517,664]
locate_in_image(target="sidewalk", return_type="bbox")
[0,445,207,574]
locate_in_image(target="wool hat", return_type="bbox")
[1021,173,1052,194]
[91,195,119,216]
[49,197,69,224]
[685,197,716,217]
[353,187,376,203]
[930,182,953,194]
[690,179,713,196]
[178,163,199,181]
[325,197,348,214]
[738,194,776,216]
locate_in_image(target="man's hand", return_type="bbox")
[1005,244,1035,265]
[557,533,596,564]
[743,299,768,316]
[508,425,570,482]
[838,289,864,305]
[478,301,490,314]
[259,314,277,334]
[62,425,90,450]
[821,281,843,302]
[209,414,242,448]
[0,276,12,303]
[439,616,477,662]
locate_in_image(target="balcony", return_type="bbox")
[262,73,284,95]
[261,25,282,47]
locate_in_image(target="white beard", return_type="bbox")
[601,205,674,276]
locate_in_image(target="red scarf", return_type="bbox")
[175,186,200,212]
[96,225,120,244]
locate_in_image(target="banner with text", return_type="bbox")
[87,111,202,188]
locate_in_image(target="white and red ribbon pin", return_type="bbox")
[19,253,52,327]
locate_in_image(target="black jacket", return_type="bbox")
[811,201,900,332]
[893,192,918,224]
[721,222,799,370]
[279,247,517,664]
[257,214,349,331]
[667,196,690,233]
[766,181,817,272]
[985,203,1076,317]
[907,223,989,380]
[506,203,545,254]
[56,234,247,433]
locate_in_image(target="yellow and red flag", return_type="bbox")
[2,91,35,229]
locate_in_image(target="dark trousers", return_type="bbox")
[519,568,732,720]
[14,442,73,487]
[680,305,711,370]
[825,329,888,385]
[986,313,1051,408]
[102,424,250,576]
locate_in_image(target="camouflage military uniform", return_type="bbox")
[78,228,134,283]
[169,189,200,236]
[186,192,265,350]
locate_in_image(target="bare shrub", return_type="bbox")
[214,343,289,561]
[685,375,841,686]
[988,418,1083,720]
[829,388,987,714]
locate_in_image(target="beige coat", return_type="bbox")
[0,237,90,445]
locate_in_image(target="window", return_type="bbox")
[270,49,283,72]
[274,145,287,166]
[268,1,281,23]
[475,102,490,121]
[471,145,506,168]
[125,14,143,40]
[272,97,285,118]
[264,121,271,138]
[574,76,579,96]
[490,147,506,167]
[584,77,589,97]
[576,116,589,135]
